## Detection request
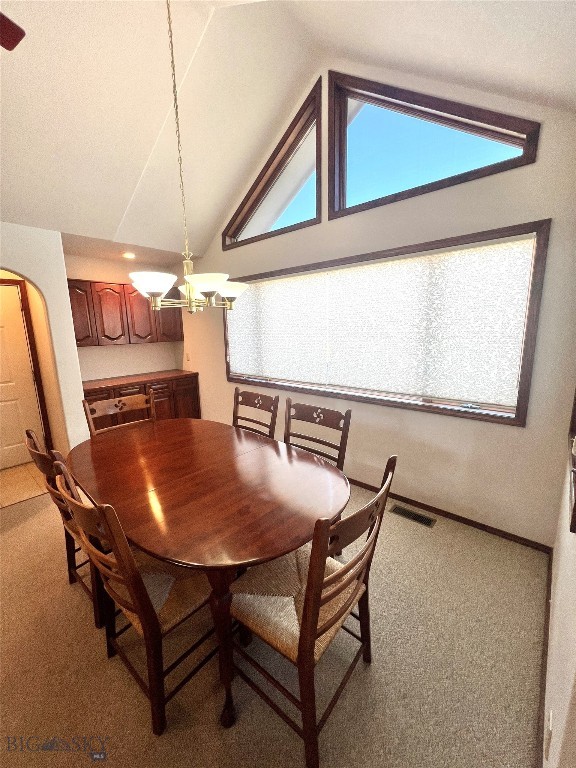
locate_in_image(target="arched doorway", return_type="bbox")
[0,274,52,470]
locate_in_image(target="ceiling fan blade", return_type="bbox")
[0,12,25,51]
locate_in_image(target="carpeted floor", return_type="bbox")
[0,487,548,767]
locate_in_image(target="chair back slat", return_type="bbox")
[83,392,156,437]
[316,579,366,639]
[284,399,352,471]
[298,456,397,660]
[54,462,158,633]
[25,429,55,478]
[232,387,279,439]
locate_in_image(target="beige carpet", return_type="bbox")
[0,487,548,767]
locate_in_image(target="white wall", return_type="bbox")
[0,222,89,449]
[64,253,183,381]
[545,460,576,767]
[184,60,576,546]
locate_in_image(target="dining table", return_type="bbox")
[66,417,350,726]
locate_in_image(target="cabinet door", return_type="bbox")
[147,381,174,421]
[83,387,116,430]
[91,283,129,346]
[113,383,147,425]
[172,376,201,419]
[154,307,183,343]
[124,285,157,344]
[68,280,98,347]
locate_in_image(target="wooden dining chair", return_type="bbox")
[54,461,217,736]
[229,455,397,768]
[24,430,100,620]
[284,399,352,471]
[232,387,280,439]
[82,391,156,437]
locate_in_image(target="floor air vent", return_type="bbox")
[390,505,436,527]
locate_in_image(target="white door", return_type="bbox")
[0,284,44,469]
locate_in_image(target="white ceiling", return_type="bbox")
[61,233,182,268]
[285,1,576,114]
[2,1,576,266]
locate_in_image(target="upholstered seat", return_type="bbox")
[231,545,364,663]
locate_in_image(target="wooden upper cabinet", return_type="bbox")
[67,280,184,347]
[124,285,157,344]
[155,306,184,343]
[68,280,98,346]
[91,283,129,346]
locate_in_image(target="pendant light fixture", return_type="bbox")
[130,0,248,312]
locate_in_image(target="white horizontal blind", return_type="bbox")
[227,234,536,411]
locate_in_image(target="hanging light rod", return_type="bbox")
[130,0,248,313]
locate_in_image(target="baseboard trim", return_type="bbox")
[348,478,552,555]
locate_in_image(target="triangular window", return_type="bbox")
[223,80,321,249]
[329,72,540,218]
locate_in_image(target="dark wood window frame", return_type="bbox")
[328,70,541,220]
[224,219,551,427]
[222,78,322,250]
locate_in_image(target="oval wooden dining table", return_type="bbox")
[66,418,350,726]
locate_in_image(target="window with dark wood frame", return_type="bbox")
[328,70,541,220]
[222,79,321,249]
[224,220,551,427]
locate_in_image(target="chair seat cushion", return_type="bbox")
[115,553,211,636]
[230,544,364,663]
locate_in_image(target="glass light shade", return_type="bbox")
[184,272,229,295]
[178,284,204,301]
[130,271,177,298]
[219,281,250,300]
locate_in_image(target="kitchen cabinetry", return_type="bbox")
[82,371,200,429]
[67,280,184,347]
[124,285,156,344]
[92,282,130,346]
[68,280,98,347]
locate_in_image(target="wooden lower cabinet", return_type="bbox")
[172,376,201,419]
[147,381,174,421]
[82,371,200,431]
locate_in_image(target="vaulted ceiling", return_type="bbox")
[2,1,575,266]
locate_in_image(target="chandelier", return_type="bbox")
[130,0,248,313]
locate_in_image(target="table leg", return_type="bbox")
[208,568,236,728]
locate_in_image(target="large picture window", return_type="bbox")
[225,221,550,426]
[328,71,541,219]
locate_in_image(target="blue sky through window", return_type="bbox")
[269,99,522,230]
[345,100,523,208]
[270,172,317,231]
